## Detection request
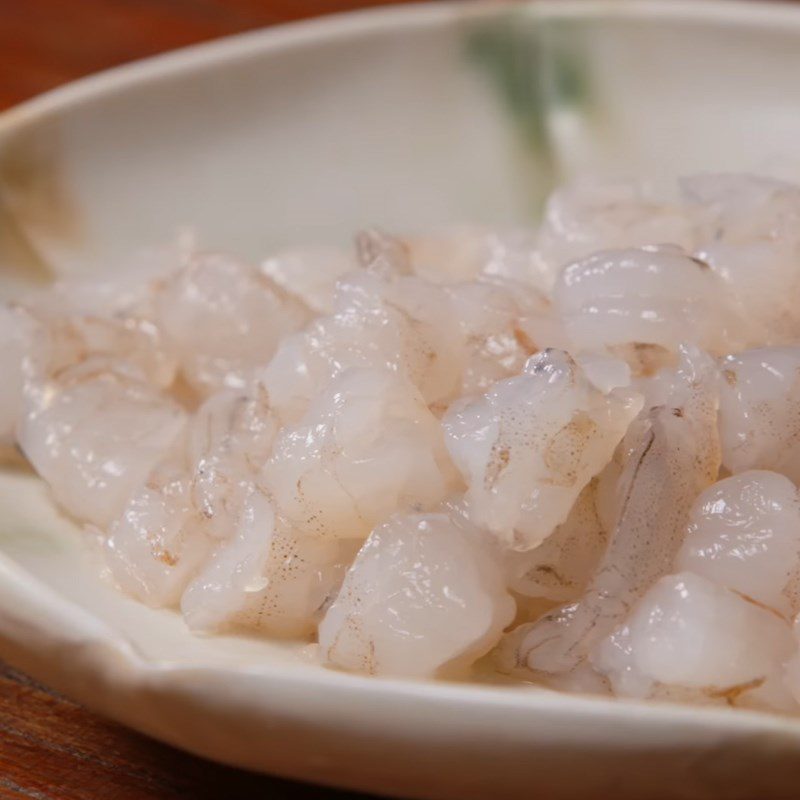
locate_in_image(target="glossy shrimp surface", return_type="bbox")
[9,172,800,708]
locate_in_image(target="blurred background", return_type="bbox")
[0,0,433,109]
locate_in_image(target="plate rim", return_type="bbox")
[2,0,800,134]
[4,0,800,785]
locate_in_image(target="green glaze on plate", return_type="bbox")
[465,12,594,215]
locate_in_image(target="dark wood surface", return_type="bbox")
[0,0,430,111]
[0,661,370,799]
[0,4,426,796]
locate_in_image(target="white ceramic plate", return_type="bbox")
[4,2,800,798]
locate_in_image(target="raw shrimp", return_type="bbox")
[718,346,800,482]
[0,304,35,442]
[536,181,694,277]
[26,310,175,390]
[154,251,309,395]
[356,228,413,277]
[187,387,278,538]
[319,512,515,677]
[262,368,456,540]
[676,470,800,616]
[333,270,466,406]
[553,245,731,355]
[220,525,358,638]
[684,174,800,345]
[261,269,465,422]
[180,484,275,632]
[508,478,607,603]
[445,279,543,395]
[105,460,211,607]
[406,227,553,293]
[18,369,187,527]
[261,245,355,314]
[592,572,796,713]
[510,347,720,675]
[442,348,641,550]
[12,170,800,713]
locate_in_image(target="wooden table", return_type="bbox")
[0,662,365,800]
[0,4,428,796]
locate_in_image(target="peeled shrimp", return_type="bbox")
[508,478,607,603]
[511,347,720,675]
[261,270,465,423]
[260,245,355,315]
[154,251,309,395]
[319,512,515,677]
[553,245,731,355]
[0,305,35,442]
[187,387,278,538]
[18,369,186,527]
[684,174,800,345]
[442,348,641,550]
[592,571,796,712]
[262,368,456,540]
[536,181,694,276]
[105,461,211,607]
[718,346,800,482]
[676,470,800,616]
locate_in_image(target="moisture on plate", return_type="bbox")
[7,173,800,715]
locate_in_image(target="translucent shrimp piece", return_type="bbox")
[226,526,359,638]
[536,181,694,275]
[261,270,466,423]
[180,485,275,632]
[553,246,731,355]
[260,245,355,314]
[355,228,413,277]
[334,270,466,407]
[262,368,456,541]
[405,226,493,284]
[607,343,677,379]
[364,225,556,295]
[187,387,278,538]
[508,478,607,603]
[576,352,632,394]
[592,572,796,713]
[676,471,800,616]
[718,347,800,482]
[682,173,800,238]
[445,279,543,395]
[402,226,553,294]
[106,387,279,612]
[478,230,553,293]
[442,349,641,550]
[154,251,309,395]
[30,311,175,390]
[17,370,187,527]
[105,461,212,607]
[0,304,36,443]
[319,512,515,677]
[684,174,800,345]
[23,240,183,322]
[511,347,720,674]
[178,478,356,637]
[19,246,194,390]
[260,307,403,425]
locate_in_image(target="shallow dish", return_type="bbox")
[4,2,800,798]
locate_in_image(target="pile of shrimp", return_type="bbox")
[7,172,800,713]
